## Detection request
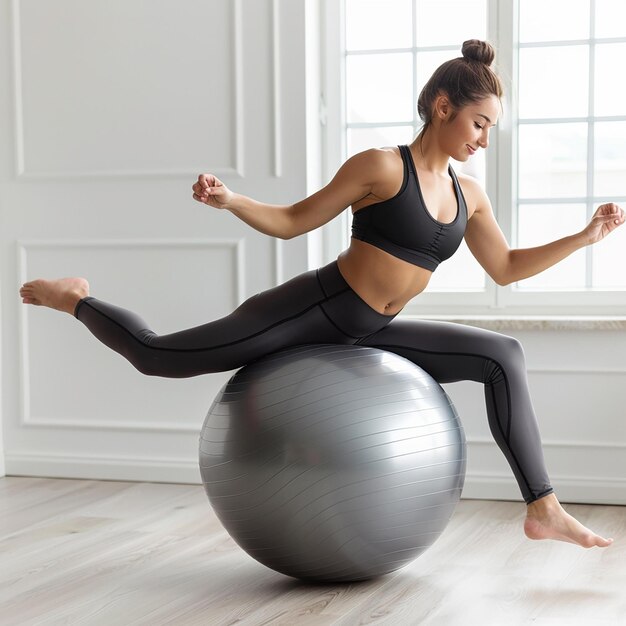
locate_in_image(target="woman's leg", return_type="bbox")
[20,265,361,378]
[358,318,613,547]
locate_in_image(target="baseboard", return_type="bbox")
[5,452,202,485]
[5,453,626,505]
[463,472,626,505]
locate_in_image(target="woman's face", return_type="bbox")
[438,95,500,161]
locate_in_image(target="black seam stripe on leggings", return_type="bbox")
[315,269,362,337]
[78,286,354,354]
[316,301,361,339]
[316,268,329,298]
[77,298,319,353]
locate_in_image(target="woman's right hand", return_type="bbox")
[192,174,234,210]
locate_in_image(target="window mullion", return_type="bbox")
[586,0,596,289]
[412,0,418,137]
[492,0,518,310]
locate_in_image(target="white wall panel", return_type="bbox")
[18,239,242,431]
[13,0,242,177]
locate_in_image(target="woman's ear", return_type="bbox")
[434,93,451,121]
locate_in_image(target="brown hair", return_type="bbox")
[417,39,503,134]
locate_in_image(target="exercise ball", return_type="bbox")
[199,344,466,582]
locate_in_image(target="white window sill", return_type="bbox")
[403,315,626,331]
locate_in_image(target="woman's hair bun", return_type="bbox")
[461,39,495,66]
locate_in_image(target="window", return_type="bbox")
[323,0,626,315]
[344,0,488,296]
[516,0,626,294]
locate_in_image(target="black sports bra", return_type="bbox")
[351,144,468,271]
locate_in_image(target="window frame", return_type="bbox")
[320,0,626,316]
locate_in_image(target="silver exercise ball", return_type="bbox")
[199,344,466,582]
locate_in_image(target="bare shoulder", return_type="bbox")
[343,147,404,205]
[454,172,492,219]
[344,146,401,178]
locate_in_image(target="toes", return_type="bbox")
[579,532,613,548]
[578,532,612,548]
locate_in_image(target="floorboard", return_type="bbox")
[1,477,624,625]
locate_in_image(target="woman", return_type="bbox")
[21,40,621,548]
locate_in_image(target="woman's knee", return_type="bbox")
[498,334,525,360]
[118,340,169,377]
[482,334,526,383]
[128,352,162,376]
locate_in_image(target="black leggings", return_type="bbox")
[75,260,553,504]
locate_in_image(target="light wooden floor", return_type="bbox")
[1,477,625,626]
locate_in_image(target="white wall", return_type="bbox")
[0,294,4,476]
[0,0,10,479]
[0,0,314,483]
[1,0,624,505]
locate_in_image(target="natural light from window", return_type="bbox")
[343,0,626,296]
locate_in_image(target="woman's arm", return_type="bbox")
[192,149,393,239]
[463,180,625,286]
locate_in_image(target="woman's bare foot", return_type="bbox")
[524,493,613,548]
[20,278,90,315]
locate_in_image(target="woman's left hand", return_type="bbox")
[581,203,625,245]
